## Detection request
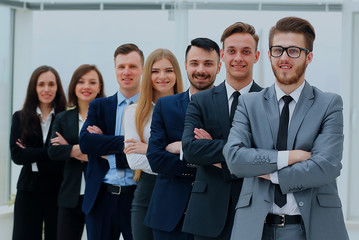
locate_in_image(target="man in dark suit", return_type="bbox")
[79,44,144,240]
[182,22,262,240]
[223,17,348,240]
[144,38,221,240]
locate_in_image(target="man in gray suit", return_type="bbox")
[223,17,348,240]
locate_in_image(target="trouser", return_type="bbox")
[85,183,135,240]
[57,196,85,240]
[262,222,306,240]
[131,172,156,240]
[12,190,58,240]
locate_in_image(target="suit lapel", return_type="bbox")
[178,90,190,116]
[68,107,80,143]
[213,82,230,134]
[287,82,314,150]
[264,85,280,146]
[106,93,118,134]
[249,81,262,93]
[212,81,262,136]
[44,117,55,146]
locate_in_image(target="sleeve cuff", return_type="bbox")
[277,150,289,170]
[270,171,279,184]
[180,145,183,161]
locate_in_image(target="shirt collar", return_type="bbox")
[78,113,85,122]
[188,89,192,101]
[225,80,253,101]
[36,107,55,120]
[117,90,139,105]
[275,81,305,103]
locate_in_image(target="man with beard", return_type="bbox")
[144,37,221,240]
[223,17,348,240]
[181,22,262,240]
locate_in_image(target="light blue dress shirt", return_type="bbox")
[103,91,139,186]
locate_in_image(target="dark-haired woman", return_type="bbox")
[10,65,66,240]
[48,64,105,240]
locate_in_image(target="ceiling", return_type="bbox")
[0,0,343,11]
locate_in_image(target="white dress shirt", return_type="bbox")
[35,107,55,172]
[78,114,86,195]
[225,80,254,113]
[269,81,305,215]
[123,103,156,175]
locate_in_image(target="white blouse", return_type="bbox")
[78,113,86,195]
[33,107,55,172]
[123,103,156,175]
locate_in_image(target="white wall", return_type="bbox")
[347,11,359,222]
[0,6,12,206]
[0,206,13,240]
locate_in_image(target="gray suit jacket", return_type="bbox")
[223,81,348,240]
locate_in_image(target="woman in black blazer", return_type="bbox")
[10,65,66,240]
[48,64,105,240]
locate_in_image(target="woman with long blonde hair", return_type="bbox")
[123,48,183,240]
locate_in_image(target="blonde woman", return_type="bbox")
[123,48,183,240]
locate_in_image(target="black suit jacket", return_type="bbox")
[48,107,87,208]
[182,81,262,238]
[10,111,63,193]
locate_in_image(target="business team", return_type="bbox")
[10,16,348,240]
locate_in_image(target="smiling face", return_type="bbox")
[36,71,58,107]
[151,58,176,96]
[185,46,221,93]
[115,51,143,97]
[269,32,313,88]
[75,70,101,104]
[221,33,259,84]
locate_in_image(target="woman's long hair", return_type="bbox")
[19,65,66,146]
[135,49,183,142]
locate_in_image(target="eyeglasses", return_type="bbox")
[269,46,310,59]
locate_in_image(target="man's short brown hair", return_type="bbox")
[113,43,144,66]
[269,17,315,51]
[220,22,259,50]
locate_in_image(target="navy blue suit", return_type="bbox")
[79,93,134,240]
[145,91,196,240]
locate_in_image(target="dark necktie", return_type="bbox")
[274,95,293,208]
[229,91,240,124]
[228,91,242,204]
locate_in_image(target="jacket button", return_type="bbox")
[298,201,304,207]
